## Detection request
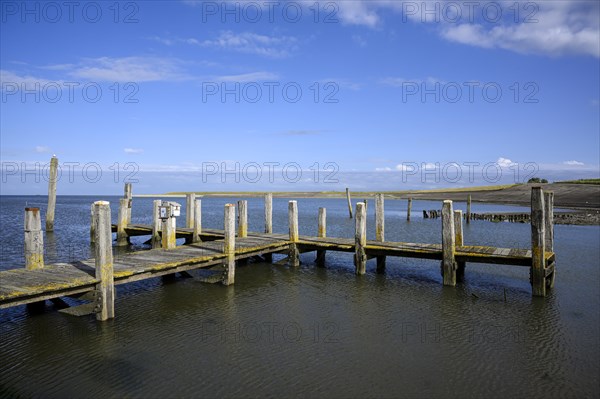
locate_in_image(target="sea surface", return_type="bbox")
[0,195,598,398]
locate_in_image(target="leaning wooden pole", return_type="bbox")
[407,198,412,221]
[375,193,386,272]
[346,188,353,218]
[222,204,235,285]
[441,200,457,286]
[466,195,472,224]
[124,183,132,224]
[544,191,555,289]
[45,156,58,231]
[193,199,202,243]
[93,201,115,321]
[116,198,130,246]
[151,200,161,249]
[316,207,326,267]
[24,207,44,270]
[186,193,196,229]
[454,210,465,281]
[288,200,300,267]
[237,200,248,238]
[354,202,367,275]
[531,187,546,297]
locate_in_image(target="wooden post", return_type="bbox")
[544,191,555,289]
[152,200,161,249]
[407,198,412,221]
[116,198,130,246]
[45,156,58,231]
[90,203,95,244]
[237,200,247,238]
[161,203,177,250]
[222,204,235,285]
[124,183,132,224]
[264,193,273,262]
[454,210,465,281]
[466,195,472,224]
[193,199,202,243]
[354,202,367,275]
[288,200,300,267]
[531,187,546,297]
[186,193,196,229]
[93,201,115,321]
[316,207,326,267]
[346,188,353,218]
[375,194,386,272]
[24,207,44,270]
[441,200,457,286]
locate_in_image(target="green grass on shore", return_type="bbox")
[556,179,600,185]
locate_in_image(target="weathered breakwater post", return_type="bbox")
[116,198,130,246]
[316,207,326,267]
[531,187,546,297]
[288,201,300,267]
[193,199,202,243]
[354,202,367,275]
[454,210,465,281]
[264,193,273,262]
[346,188,353,218]
[152,200,161,249]
[24,208,44,270]
[186,193,196,229]
[161,202,178,250]
[544,191,555,289]
[407,198,412,221]
[466,195,472,224]
[222,204,235,285]
[237,200,248,238]
[441,200,457,286]
[124,183,132,224]
[46,156,58,231]
[90,204,95,244]
[93,201,115,321]
[375,194,386,272]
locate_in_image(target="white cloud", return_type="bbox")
[380,76,444,87]
[124,148,144,154]
[375,167,392,171]
[0,69,60,87]
[201,31,298,58]
[34,146,50,153]
[215,71,279,82]
[68,57,189,82]
[497,157,516,168]
[563,160,585,166]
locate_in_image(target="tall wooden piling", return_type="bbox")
[124,183,132,224]
[288,201,300,267]
[45,156,58,231]
[346,188,353,218]
[161,203,177,250]
[441,200,457,286]
[237,200,248,238]
[466,195,472,224]
[544,191,555,289]
[93,201,115,321]
[264,193,273,262]
[152,200,161,249]
[222,204,236,285]
[531,187,546,297]
[375,194,386,272]
[454,210,465,281]
[316,207,326,267]
[407,198,412,221]
[186,193,196,229]
[90,203,95,244]
[24,208,44,270]
[354,202,367,275]
[116,198,130,246]
[193,199,202,243]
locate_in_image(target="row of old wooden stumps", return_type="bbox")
[423,210,531,223]
[22,186,555,321]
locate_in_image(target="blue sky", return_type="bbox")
[1,0,599,194]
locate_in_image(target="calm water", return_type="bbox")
[0,195,598,398]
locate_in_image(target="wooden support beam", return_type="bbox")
[441,200,457,286]
[263,193,273,263]
[116,198,130,246]
[288,200,300,267]
[237,200,248,238]
[316,207,326,267]
[354,202,367,275]
[93,201,115,321]
[454,210,465,281]
[375,193,386,272]
[161,203,177,250]
[89,203,95,244]
[152,200,161,249]
[531,187,546,297]
[466,195,472,224]
[24,207,44,270]
[222,204,235,285]
[45,156,58,231]
[186,193,196,229]
[124,183,132,224]
[193,199,202,243]
[407,198,412,221]
[544,191,555,289]
[346,188,353,218]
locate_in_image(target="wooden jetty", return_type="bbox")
[0,187,556,321]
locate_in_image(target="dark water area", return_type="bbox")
[0,195,599,398]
